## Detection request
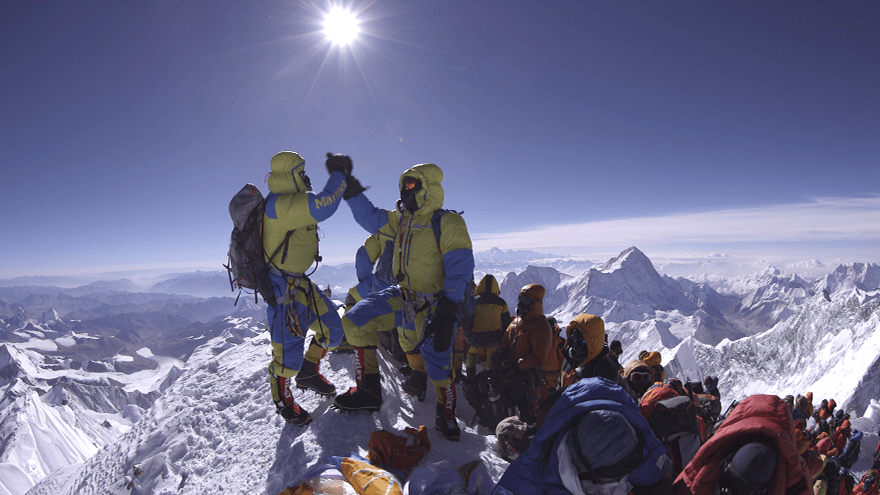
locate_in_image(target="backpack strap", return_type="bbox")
[266,229,295,266]
[431,208,463,249]
[266,226,323,277]
[431,209,446,248]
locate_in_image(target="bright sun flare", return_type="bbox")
[323,7,359,46]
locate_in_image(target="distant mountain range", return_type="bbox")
[0,249,597,301]
[3,246,880,494]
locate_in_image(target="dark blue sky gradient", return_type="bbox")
[1,1,878,276]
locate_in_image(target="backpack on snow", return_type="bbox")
[462,369,522,430]
[224,183,276,306]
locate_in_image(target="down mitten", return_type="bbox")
[325,152,353,176]
[428,297,460,353]
[343,176,367,200]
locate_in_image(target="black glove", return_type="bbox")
[427,296,460,353]
[325,152,353,176]
[343,176,367,200]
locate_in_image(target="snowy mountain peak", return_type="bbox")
[0,343,16,376]
[818,262,880,295]
[599,246,656,275]
[555,248,680,315]
[758,265,783,277]
[591,248,676,299]
[10,307,37,329]
[41,308,62,324]
[746,267,811,294]
[0,343,42,396]
[499,265,571,311]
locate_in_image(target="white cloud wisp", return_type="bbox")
[472,196,880,257]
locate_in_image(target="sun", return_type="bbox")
[323,7,360,46]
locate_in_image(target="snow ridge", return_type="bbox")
[28,318,512,494]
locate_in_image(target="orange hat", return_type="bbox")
[566,314,605,364]
[644,351,662,366]
[516,284,545,317]
[519,283,545,301]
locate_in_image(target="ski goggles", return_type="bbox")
[401,176,422,192]
[628,371,654,385]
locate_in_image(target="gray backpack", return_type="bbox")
[223,183,276,306]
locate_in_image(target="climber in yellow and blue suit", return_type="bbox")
[344,222,397,309]
[262,151,352,426]
[334,162,475,441]
[334,225,397,354]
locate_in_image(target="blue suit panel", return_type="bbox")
[267,271,343,375]
[355,244,373,282]
[344,286,453,381]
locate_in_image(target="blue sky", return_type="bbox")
[2,0,878,278]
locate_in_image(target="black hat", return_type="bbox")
[610,340,622,354]
[718,442,777,493]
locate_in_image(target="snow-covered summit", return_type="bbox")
[817,262,880,295]
[28,319,511,495]
[716,267,814,336]
[551,247,738,353]
[708,265,811,298]
[499,264,572,311]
